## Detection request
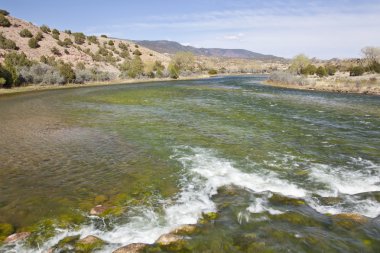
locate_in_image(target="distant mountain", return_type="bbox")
[135,40,283,61]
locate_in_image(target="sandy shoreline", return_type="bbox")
[0,74,211,96]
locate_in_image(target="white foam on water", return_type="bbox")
[247,197,284,215]
[310,159,380,196]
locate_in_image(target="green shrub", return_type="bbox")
[0,33,18,50]
[87,36,98,44]
[369,61,380,73]
[169,63,180,79]
[64,49,69,55]
[35,32,44,41]
[63,38,73,47]
[108,40,114,46]
[52,29,60,35]
[64,30,71,34]
[0,14,11,27]
[97,47,109,56]
[316,66,328,77]
[134,44,139,48]
[120,50,130,59]
[208,69,218,75]
[133,49,142,56]
[0,63,12,88]
[58,63,76,83]
[349,66,365,76]
[28,38,40,48]
[125,56,144,78]
[0,9,10,16]
[19,28,33,38]
[73,32,86,45]
[100,34,107,38]
[40,25,51,33]
[300,64,317,75]
[4,52,32,68]
[118,42,129,50]
[153,61,165,77]
[76,62,86,70]
[40,55,57,66]
[51,47,61,56]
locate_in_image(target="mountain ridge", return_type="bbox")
[134,40,284,61]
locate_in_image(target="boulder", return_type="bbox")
[75,235,105,252]
[333,213,368,223]
[4,232,31,243]
[155,233,184,246]
[170,224,198,235]
[112,243,148,253]
[90,205,108,216]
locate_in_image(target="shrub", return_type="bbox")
[35,32,44,41]
[87,36,98,44]
[325,65,337,76]
[19,28,33,38]
[58,63,76,83]
[0,63,12,88]
[52,33,60,40]
[100,34,107,38]
[63,38,73,47]
[52,29,60,35]
[368,61,380,73]
[0,33,18,50]
[316,66,328,77]
[268,71,314,86]
[4,52,32,68]
[108,40,114,46]
[168,62,180,79]
[76,62,86,70]
[118,42,129,50]
[349,66,365,76]
[0,14,11,27]
[28,38,40,48]
[51,47,61,56]
[64,30,72,34]
[19,63,65,84]
[73,32,86,45]
[153,61,165,77]
[0,9,10,16]
[208,69,218,75]
[40,55,57,66]
[300,64,317,75]
[40,25,51,33]
[171,52,195,72]
[133,49,142,56]
[134,44,139,48]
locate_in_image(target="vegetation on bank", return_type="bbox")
[268,47,380,94]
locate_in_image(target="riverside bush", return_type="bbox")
[349,66,365,76]
[19,63,65,84]
[268,71,314,86]
[19,29,33,38]
[58,63,76,83]
[316,66,328,77]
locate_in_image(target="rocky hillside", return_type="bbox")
[135,40,284,61]
[0,15,171,73]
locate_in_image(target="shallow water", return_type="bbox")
[0,76,379,252]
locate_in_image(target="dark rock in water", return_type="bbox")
[112,243,148,253]
[217,185,242,196]
[318,196,342,206]
[4,232,31,243]
[75,235,105,252]
[155,233,184,246]
[199,212,219,224]
[170,224,198,235]
[90,205,108,216]
[48,234,80,252]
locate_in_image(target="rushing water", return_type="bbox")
[0,76,379,252]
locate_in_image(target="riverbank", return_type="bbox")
[0,74,211,96]
[265,72,380,95]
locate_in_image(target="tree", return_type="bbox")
[172,52,195,72]
[289,54,311,74]
[0,14,11,27]
[300,64,317,75]
[325,65,337,76]
[58,63,76,83]
[28,38,40,48]
[153,61,165,77]
[127,56,144,78]
[168,62,180,79]
[3,52,31,87]
[362,47,380,64]
[0,63,12,88]
[316,66,328,77]
[73,32,86,45]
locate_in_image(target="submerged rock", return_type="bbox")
[199,212,219,224]
[90,205,108,216]
[75,235,105,252]
[269,194,305,206]
[170,224,198,235]
[112,243,148,253]
[4,232,31,243]
[155,233,184,246]
[333,213,368,223]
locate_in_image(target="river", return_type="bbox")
[0,76,379,252]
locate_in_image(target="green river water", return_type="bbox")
[0,76,379,252]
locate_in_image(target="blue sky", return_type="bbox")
[2,0,380,59]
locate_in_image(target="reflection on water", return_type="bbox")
[0,76,379,252]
